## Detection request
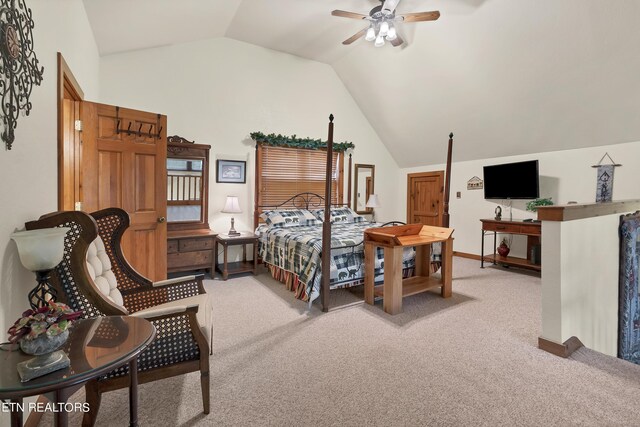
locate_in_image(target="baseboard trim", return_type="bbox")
[453,251,493,262]
[538,336,584,358]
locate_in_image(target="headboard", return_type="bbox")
[254,192,350,229]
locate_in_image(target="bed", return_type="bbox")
[252,116,454,312]
[255,195,432,304]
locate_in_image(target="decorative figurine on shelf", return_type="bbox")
[494,206,502,220]
[7,301,82,381]
[497,238,511,258]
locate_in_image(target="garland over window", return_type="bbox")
[250,131,355,152]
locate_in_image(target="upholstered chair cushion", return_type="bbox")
[86,237,125,308]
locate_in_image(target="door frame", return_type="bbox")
[57,52,84,210]
[406,171,444,225]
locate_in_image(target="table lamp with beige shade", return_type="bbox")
[366,194,380,222]
[221,196,242,236]
[11,227,70,309]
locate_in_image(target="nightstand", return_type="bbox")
[215,233,258,280]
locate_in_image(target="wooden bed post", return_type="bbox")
[321,114,334,313]
[443,132,454,228]
[254,143,261,230]
[347,152,352,207]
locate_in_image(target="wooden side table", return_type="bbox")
[0,316,155,427]
[364,224,454,315]
[215,233,258,280]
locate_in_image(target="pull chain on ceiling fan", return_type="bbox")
[332,0,440,48]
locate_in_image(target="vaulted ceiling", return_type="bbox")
[83,0,640,166]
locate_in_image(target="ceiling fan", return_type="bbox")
[332,0,440,47]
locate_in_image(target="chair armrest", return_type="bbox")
[131,303,199,319]
[151,274,206,295]
[122,274,206,312]
[153,275,197,287]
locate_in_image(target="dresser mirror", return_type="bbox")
[354,164,375,214]
[167,136,211,231]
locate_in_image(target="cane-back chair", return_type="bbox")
[26,208,211,426]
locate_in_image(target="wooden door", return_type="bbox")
[60,99,82,210]
[81,102,167,281]
[58,53,84,211]
[407,171,444,226]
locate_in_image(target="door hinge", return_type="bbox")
[74,120,83,131]
[74,202,82,211]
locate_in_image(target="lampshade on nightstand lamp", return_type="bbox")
[11,227,70,309]
[221,196,242,236]
[366,194,380,222]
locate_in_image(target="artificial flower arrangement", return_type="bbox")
[7,301,83,344]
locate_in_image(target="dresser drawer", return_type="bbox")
[520,223,541,236]
[167,239,179,254]
[483,222,520,233]
[179,237,214,252]
[168,250,213,269]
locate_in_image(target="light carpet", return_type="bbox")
[40,258,640,426]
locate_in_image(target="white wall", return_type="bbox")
[542,215,622,356]
[400,140,640,258]
[0,0,100,423]
[99,37,401,251]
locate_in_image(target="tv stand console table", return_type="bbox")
[480,219,541,271]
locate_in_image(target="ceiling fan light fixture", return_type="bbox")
[374,34,385,47]
[379,20,390,37]
[365,26,376,42]
[386,25,397,41]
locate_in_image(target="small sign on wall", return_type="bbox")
[467,176,483,190]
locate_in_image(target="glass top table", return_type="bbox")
[0,316,155,427]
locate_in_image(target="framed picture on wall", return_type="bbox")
[216,160,246,184]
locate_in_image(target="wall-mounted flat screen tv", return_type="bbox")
[483,160,539,199]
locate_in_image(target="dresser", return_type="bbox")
[165,135,216,275]
[167,229,218,274]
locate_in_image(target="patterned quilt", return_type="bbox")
[257,222,439,302]
[619,212,640,364]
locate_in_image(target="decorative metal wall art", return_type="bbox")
[0,0,44,150]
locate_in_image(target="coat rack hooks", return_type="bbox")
[114,105,163,139]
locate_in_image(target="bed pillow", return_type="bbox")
[312,207,367,224]
[260,209,320,228]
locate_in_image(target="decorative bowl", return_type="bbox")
[20,329,69,356]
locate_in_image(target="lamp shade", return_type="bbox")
[366,194,381,208]
[365,26,376,42]
[11,227,70,272]
[221,196,242,213]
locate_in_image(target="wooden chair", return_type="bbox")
[26,208,211,426]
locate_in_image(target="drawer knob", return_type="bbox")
[158,217,166,223]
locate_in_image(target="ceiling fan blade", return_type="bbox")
[343,28,368,45]
[332,10,368,20]
[390,34,404,47]
[399,11,441,22]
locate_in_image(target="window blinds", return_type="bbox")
[259,145,342,208]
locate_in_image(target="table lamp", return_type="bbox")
[221,196,242,236]
[366,194,381,222]
[11,227,70,309]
